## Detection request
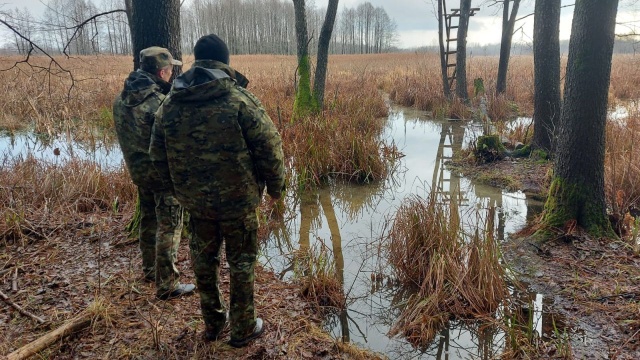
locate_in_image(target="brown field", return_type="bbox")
[1,52,640,358]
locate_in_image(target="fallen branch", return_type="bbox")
[6,312,92,360]
[0,290,46,324]
[0,267,14,276]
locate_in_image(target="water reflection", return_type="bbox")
[0,132,122,168]
[261,106,554,357]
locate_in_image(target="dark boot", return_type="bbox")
[203,311,229,342]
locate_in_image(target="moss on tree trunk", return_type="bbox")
[293,55,318,118]
[541,177,614,238]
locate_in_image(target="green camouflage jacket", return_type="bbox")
[150,60,285,220]
[113,69,171,192]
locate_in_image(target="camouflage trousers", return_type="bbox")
[138,188,183,295]
[189,212,258,340]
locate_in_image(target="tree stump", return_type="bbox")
[475,135,507,163]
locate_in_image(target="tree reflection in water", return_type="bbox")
[260,110,551,358]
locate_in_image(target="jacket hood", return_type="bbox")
[169,60,249,102]
[120,69,170,107]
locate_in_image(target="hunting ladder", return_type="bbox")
[443,1,480,90]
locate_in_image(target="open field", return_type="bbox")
[1,52,640,358]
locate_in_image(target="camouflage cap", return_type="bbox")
[140,47,182,71]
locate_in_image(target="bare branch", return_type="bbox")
[62,9,126,57]
[0,18,76,98]
[516,3,575,22]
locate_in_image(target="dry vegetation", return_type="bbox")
[383,195,508,347]
[1,52,640,359]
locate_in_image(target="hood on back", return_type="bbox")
[169,67,234,102]
[120,69,170,107]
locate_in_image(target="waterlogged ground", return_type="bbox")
[2,106,637,359]
[260,106,566,358]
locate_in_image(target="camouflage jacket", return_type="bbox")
[150,60,285,220]
[113,69,171,192]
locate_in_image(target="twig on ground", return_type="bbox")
[0,267,14,276]
[0,289,46,324]
[12,268,18,292]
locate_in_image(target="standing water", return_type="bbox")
[261,106,548,358]
[0,108,554,358]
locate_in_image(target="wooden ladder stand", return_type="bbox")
[443,1,480,90]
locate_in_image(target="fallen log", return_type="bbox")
[0,290,45,324]
[6,313,92,360]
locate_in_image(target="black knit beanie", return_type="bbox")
[194,34,230,64]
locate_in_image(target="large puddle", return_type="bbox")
[261,106,558,358]
[1,107,568,358]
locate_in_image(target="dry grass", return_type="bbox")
[293,243,345,310]
[605,107,640,244]
[0,155,135,244]
[384,194,508,347]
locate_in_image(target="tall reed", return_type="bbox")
[384,194,508,347]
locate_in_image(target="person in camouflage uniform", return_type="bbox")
[113,47,195,300]
[149,34,285,347]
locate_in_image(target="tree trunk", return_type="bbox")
[532,0,561,154]
[455,0,471,101]
[312,0,339,110]
[292,0,314,117]
[438,0,451,97]
[127,0,182,75]
[542,0,618,237]
[496,0,520,95]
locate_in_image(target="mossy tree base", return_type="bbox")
[540,177,615,239]
[474,135,507,163]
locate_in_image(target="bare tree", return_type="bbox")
[532,0,561,154]
[313,0,339,109]
[455,0,471,100]
[494,0,521,95]
[541,0,619,237]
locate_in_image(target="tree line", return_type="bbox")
[1,0,398,56]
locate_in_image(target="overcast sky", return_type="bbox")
[2,0,640,48]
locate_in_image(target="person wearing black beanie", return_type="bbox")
[194,34,230,64]
[150,34,284,348]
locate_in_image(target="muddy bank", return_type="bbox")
[504,234,640,359]
[0,211,380,359]
[456,156,640,359]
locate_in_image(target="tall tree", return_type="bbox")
[542,0,619,237]
[126,0,182,73]
[292,0,341,115]
[455,0,471,100]
[532,0,561,154]
[437,0,451,97]
[292,0,314,115]
[313,0,339,109]
[495,0,521,95]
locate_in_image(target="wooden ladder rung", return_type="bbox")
[445,51,456,55]
[447,63,456,67]
[447,38,458,42]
